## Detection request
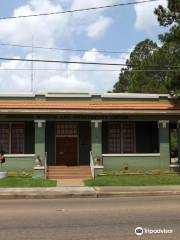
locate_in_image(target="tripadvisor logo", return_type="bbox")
[135,227,144,236]
[135,227,173,236]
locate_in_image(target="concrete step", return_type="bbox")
[47,170,91,173]
[48,165,90,167]
[48,167,90,170]
[47,166,91,180]
[48,173,91,176]
[47,175,91,179]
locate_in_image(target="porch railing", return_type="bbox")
[44,152,47,179]
[90,151,95,179]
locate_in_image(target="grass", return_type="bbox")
[0,177,57,188]
[84,175,180,186]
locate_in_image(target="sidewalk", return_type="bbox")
[1,185,180,199]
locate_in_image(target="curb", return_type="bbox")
[0,187,97,199]
[1,190,180,199]
[0,192,97,200]
[96,191,180,198]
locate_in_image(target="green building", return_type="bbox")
[0,92,179,178]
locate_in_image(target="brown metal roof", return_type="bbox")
[0,101,179,110]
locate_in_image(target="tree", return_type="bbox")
[113,39,169,93]
[154,0,180,26]
[113,0,180,94]
[155,0,180,92]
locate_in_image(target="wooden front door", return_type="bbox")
[56,137,78,166]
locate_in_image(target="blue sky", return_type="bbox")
[0,0,167,92]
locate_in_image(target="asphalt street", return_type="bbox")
[0,196,180,240]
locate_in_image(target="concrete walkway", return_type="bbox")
[1,185,180,199]
[57,179,85,187]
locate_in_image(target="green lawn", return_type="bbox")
[0,177,57,188]
[85,175,180,186]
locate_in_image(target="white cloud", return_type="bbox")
[0,0,122,93]
[70,0,117,10]
[0,49,129,92]
[0,0,115,46]
[0,0,68,47]
[87,16,113,39]
[67,50,129,92]
[134,0,167,31]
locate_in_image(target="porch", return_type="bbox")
[0,119,180,178]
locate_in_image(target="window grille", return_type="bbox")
[11,124,24,154]
[0,123,24,154]
[0,124,9,153]
[56,123,78,136]
[108,122,135,153]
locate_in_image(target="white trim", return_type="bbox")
[94,165,104,169]
[34,120,46,123]
[34,120,46,128]
[0,92,35,97]
[1,109,180,115]
[91,120,102,123]
[102,153,160,157]
[91,120,102,128]
[34,166,45,170]
[159,120,169,128]
[101,93,168,99]
[46,92,90,98]
[169,164,180,168]
[4,154,35,158]
[0,92,171,99]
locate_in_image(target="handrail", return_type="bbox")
[90,151,95,179]
[44,152,47,179]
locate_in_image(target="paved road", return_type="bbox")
[0,196,180,240]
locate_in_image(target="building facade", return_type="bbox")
[0,92,180,177]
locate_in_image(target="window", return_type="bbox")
[56,123,78,136]
[108,122,135,153]
[122,123,136,153]
[11,124,24,154]
[0,123,25,154]
[0,124,9,153]
[136,122,159,153]
[108,124,121,153]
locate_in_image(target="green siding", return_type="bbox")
[136,122,159,153]
[3,156,35,172]
[159,121,170,168]
[103,156,161,170]
[35,121,45,161]
[45,122,55,165]
[91,121,102,158]
[79,122,91,165]
[24,122,35,154]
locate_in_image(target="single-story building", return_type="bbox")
[0,92,180,178]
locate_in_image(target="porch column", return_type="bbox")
[159,120,170,168]
[91,120,102,159]
[34,120,46,161]
[177,121,180,163]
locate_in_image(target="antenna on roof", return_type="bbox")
[30,36,34,92]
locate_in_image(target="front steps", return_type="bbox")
[47,166,92,179]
